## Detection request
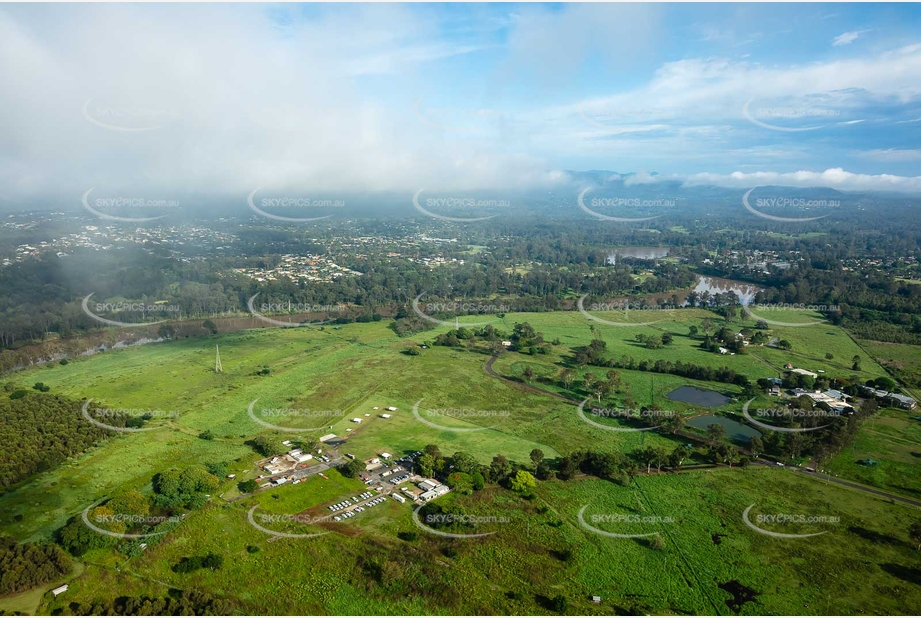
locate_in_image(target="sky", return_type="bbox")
[2,2,921,201]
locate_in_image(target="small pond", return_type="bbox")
[666,386,730,408]
[687,414,762,443]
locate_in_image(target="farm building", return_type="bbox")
[823,389,849,401]
[888,393,917,410]
[289,449,313,463]
[418,479,440,492]
[420,485,450,502]
[859,386,918,410]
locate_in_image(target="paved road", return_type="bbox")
[789,466,921,508]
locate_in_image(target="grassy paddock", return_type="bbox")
[3,311,921,615]
[38,467,921,616]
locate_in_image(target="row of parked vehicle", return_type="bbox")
[328,500,354,512]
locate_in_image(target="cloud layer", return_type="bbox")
[1,4,920,200]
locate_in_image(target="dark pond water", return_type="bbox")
[686,414,763,443]
[666,386,730,408]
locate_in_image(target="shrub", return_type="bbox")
[238,479,258,493]
[172,553,223,573]
[552,595,568,613]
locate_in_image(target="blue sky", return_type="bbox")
[2,3,921,197]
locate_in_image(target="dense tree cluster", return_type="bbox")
[247,436,278,457]
[431,322,551,355]
[67,589,232,615]
[172,553,224,573]
[57,467,215,556]
[557,444,696,482]
[749,398,880,465]
[0,393,114,488]
[432,324,505,350]
[151,466,220,509]
[0,536,71,595]
[0,233,692,352]
[574,344,751,388]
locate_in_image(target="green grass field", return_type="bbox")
[502,307,889,382]
[34,467,921,616]
[3,310,921,614]
[860,339,921,396]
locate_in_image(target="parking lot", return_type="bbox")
[328,491,395,521]
[320,451,423,519]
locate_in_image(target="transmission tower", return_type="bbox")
[215,345,222,373]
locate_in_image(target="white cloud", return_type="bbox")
[0,4,564,197]
[572,44,921,129]
[0,4,918,200]
[858,149,921,163]
[629,168,921,194]
[832,30,866,46]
